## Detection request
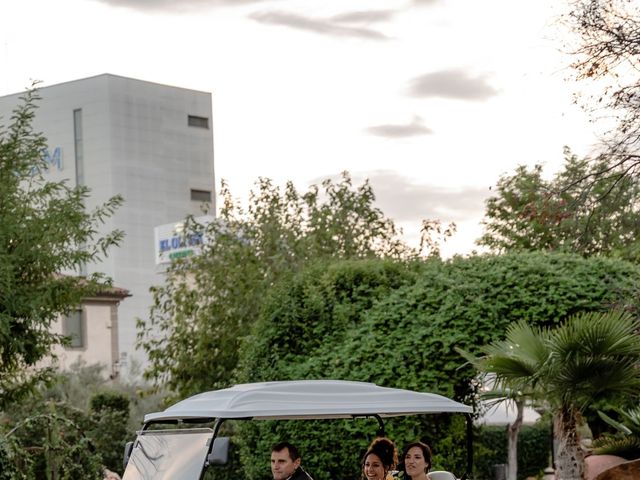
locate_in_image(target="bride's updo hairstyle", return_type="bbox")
[362,437,398,473]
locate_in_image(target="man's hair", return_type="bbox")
[271,442,301,462]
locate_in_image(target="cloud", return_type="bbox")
[311,171,490,223]
[89,0,269,12]
[406,69,500,101]
[330,10,397,24]
[366,116,433,138]
[248,10,390,40]
[412,0,440,6]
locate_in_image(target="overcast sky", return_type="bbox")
[1,0,603,257]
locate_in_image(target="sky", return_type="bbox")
[1,0,604,257]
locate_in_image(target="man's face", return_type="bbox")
[271,448,300,480]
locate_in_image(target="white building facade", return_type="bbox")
[50,287,130,378]
[0,74,215,374]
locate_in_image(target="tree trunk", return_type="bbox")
[553,407,585,480]
[507,399,524,480]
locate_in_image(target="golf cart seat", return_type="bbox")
[427,471,457,480]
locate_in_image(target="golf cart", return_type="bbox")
[122,380,474,480]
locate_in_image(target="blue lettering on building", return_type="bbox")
[30,147,63,176]
[159,233,204,254]
[159,239,171,252]
[43,147,62,170]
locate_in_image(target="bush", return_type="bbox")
[90,391,130,414]
[0,363,162,479]
[0,401,104,479]
[0,435,18,480]
[88,391,130,474]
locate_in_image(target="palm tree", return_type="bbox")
[458,326,541,480]
[466,310,640,480]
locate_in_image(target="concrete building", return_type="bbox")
[0,74,215,374]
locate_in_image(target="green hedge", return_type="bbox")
[474,423,551,480]
[235,253,640,480]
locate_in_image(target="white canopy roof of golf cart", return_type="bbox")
[144,380,472,423]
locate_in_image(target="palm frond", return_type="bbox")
[592,434,640,458]
[550,310,640,359]
[598,410,633,435]
[499,319,551,366]
[455,346,482,369]
[481,320,550,386]
[547,310,640,406]
[620,406,640,436]
[555,359,640,407]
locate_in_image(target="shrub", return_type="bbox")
[88,391,131,474]
[0,401,103,479]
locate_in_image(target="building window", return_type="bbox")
[188,115,209,129]
[73,109,87,276]
[63,309,84,349]
[73,109,84,186]
[191,189,212,202]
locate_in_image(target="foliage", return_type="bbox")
[44,360,109,410]
[90,390,130,414]
[235,252,640,480]
[478,149,640,257]
[0,361,163,479]
[0,87,123,408]
[42,358,164,434]
[565,0,640,181]
[88,391,130,473]
[468,311,640,480]
[0,434,20,480]
[138,173,418,402]
[474,422,551,480]
[0,400,104,479]
[592,406,640,459]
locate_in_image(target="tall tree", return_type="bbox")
[0,88,123,408]
[468,311,640,480]
[478,148,640,257]
[565,0,640,182]
[138,173,415,401]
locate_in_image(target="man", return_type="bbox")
[271,442,313,480]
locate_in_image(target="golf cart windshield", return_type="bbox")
[123,428,213,480]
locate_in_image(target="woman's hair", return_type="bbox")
[401,441,433,476]
[362,437,398,471]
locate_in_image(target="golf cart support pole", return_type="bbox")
[463,412,473,480]
[199,417,225,480]
[373,414,385,437]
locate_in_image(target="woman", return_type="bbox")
[362,437,398,480]
[401,442,433,480]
